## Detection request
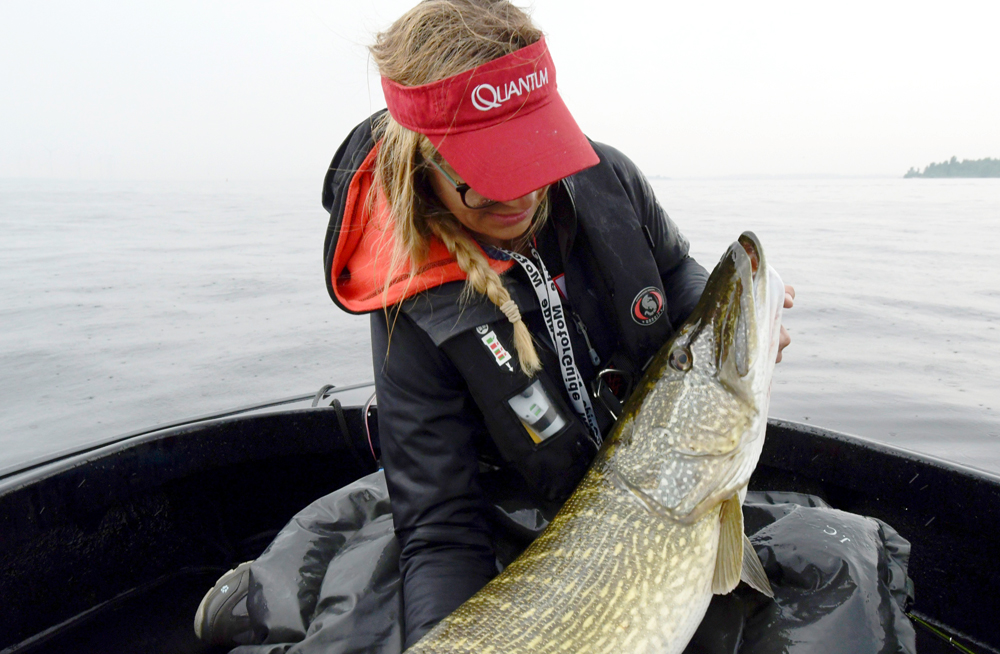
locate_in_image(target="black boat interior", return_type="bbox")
[2,387,998,653]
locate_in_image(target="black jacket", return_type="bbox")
[323,116,708,646]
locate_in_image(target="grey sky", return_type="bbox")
[2,0,997,180]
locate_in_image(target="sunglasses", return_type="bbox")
[426,157,499,210]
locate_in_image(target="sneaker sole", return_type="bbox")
[193,561,253,640]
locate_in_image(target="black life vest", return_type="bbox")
[401,156,676,505]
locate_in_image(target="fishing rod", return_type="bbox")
[908,612,993,654]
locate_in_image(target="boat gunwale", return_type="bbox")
[0,381,376,488]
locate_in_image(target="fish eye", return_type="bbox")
[669,347,692,371]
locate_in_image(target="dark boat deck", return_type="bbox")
[2,387,998,653]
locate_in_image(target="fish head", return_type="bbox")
[607,232,784,522]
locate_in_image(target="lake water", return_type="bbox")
[2,177,998,476]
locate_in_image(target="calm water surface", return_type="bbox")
[1,177,998,474]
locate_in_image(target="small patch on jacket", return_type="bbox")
[479,328,512,366]
[631,286,664,326]
[553,273,567,300]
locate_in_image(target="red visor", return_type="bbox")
[381,38,599,202]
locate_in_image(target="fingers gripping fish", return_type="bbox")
[408,232,784,654]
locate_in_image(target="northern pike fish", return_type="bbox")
[409,232,785,654]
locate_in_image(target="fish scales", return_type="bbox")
[409,468,721,653]
[409,232,783,654]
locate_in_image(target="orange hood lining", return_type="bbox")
[329,146,515,313]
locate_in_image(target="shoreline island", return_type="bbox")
[905,157,1000,178]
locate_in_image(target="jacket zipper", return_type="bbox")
[571,311,601,367]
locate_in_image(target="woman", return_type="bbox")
[322,0,791,647]
[195,0,795,648]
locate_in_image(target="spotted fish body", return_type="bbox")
[408,232,785,654]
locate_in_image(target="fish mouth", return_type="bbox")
[674,231,783,400]
[738,232,762,278]
[686,233,757,383]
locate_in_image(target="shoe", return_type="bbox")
[193,561,257,646]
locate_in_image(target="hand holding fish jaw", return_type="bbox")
[776,285,795,363]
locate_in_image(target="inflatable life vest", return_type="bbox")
[322,112,695,507]
[401,169,677,505]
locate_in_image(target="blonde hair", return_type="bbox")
[369,0,545,375]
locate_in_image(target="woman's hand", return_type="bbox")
[776,285,795,363]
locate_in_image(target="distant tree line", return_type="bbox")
[905,157,1000,178]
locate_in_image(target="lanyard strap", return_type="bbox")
[503,245,602,445]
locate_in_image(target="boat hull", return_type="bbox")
[1,388,997,653]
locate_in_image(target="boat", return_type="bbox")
[1,383,998,654]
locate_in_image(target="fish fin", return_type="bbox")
[712,493,743,594]
[740,532,774,598]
